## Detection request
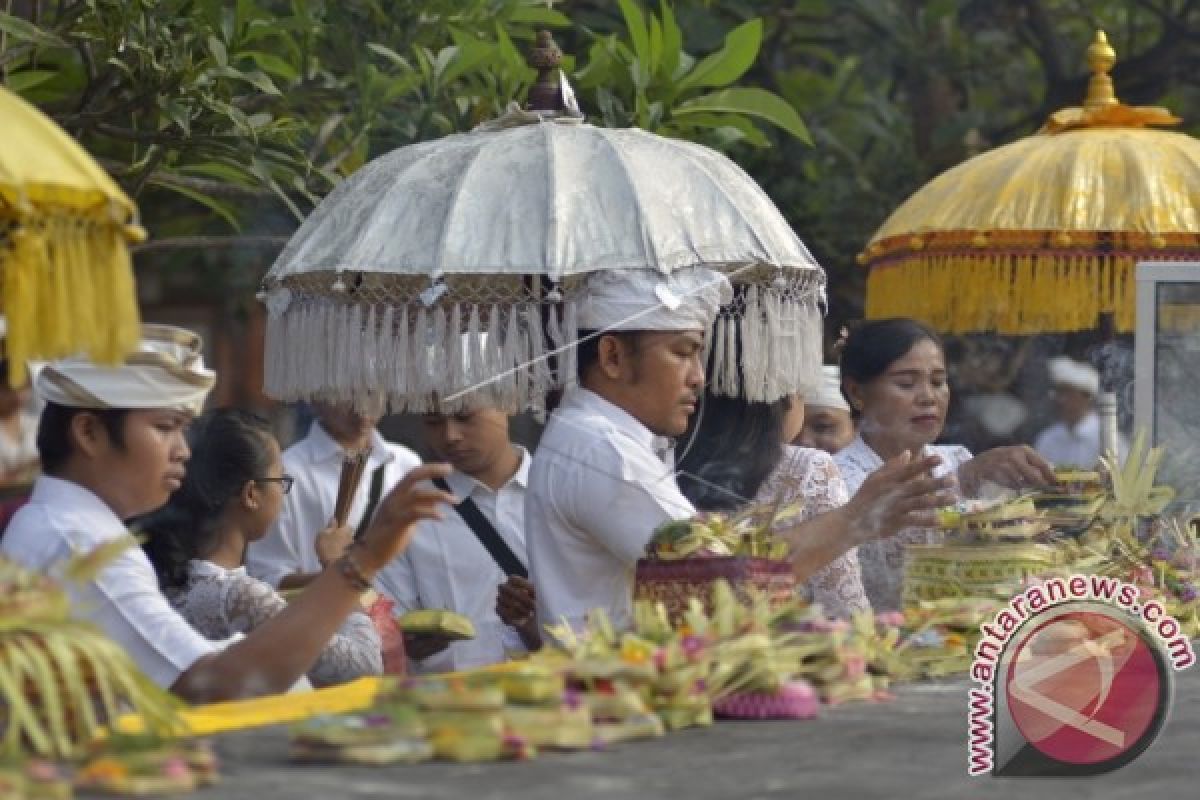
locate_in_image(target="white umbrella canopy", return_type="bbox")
[261,39,824,413]
[268,116,815,280]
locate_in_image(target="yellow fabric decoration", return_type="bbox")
[860,31,1200,334]
[0,87,142,384]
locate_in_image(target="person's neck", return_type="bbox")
[199,519,249,570]
[1063,410,1092,431]
[860,429,925,462]
[54,463,138,520]
[321,422,372,453]
[468,445,522,492]
[580,381,652,434]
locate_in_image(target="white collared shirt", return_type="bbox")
[834,435,972,612]
[0,476,223,688]
[1034,411,1122,468]
[246,423,421,587]
[526,388,695,632]
[375,449,531,674]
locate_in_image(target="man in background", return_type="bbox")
[247,403,420,588]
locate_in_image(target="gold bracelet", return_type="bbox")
[335,547,373,592]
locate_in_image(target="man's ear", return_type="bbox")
[68,412,108,460]
[596,334,628,381]
[842,379,865,413]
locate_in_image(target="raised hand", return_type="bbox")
[356,464,456,572]
[315,522,354,568]
[496,575,537,628]
[844,451,958,542]
[958,445,1055,494]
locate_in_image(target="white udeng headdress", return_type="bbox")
[1047,356,1099,395]
[808,364,850,412]
[576,267,732,332]
[35,324,215,415]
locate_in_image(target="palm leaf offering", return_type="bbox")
[1101,429,1174,524]
[0,556,183,764]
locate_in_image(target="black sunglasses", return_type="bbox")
[256,475,295,495]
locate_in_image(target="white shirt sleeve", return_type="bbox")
[83,548,221,689]
[563,440,690,566]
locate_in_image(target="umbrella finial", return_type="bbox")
[1084,30,1118,110]
[526,30,566,112]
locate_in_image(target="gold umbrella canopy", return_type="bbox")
[860,31,1200,335]
[0,86,145,384]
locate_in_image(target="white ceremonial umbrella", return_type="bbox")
[260,33,824,413]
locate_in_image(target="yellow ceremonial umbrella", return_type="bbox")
[0,86,144,384]
[859,31,1200,335]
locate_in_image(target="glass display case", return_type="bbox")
[1135,262,1200,505]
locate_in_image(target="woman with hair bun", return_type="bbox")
[835,318,1055,610]
[138,409,383,687]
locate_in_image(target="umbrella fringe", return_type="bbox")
[264,298,575,414]
[262,279,822,412]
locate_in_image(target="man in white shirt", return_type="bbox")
[1034,356,1119,467]
[376,405,535,673]
[246,404,421,588]
[526,267,731,632]
[0,325,455,701]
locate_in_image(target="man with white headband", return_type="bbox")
[796,364,857,455]
[526,267,731,632]
[1,325,454,702]
[1034,356,1120,467]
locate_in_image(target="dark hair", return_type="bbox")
[137,409,275,589]
[37,403,129,474]
[839,318,943,385]
[676,391,789,512]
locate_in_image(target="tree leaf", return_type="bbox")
[366,42,413,71]
[510,6,570,27]
[617,0,651,74]
[676,87,811,144]
[4,69,58,93]
[158,181,243,230]
[207,34,228,67]
[0,11,67,48]
[677,18,762,91]
[241,50,299,82]
[659,0,682,82]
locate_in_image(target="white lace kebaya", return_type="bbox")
[833,435,971,612]
[755,445,869,618]
[167,559,382,688]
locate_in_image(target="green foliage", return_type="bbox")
[574,1,809,147]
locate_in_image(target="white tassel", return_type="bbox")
[398,307,412,402]
[466,305,481,379]
[484,305,502,405]
[411,307,429,403]
[447,303,465,396]
[709,314,727,396]
[722,316,738,397]
[503,307,523,410]
[362,305,379,393]
[561,299,578,391]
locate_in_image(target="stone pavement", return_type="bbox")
[101,668,1200,799]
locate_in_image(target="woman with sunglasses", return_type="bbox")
[138,408,383,687]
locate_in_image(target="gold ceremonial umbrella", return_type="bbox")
[859,31,1200,335]
[0,86,144,384]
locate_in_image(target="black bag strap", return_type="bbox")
[354,464,388,541]
[433,476,528,579]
